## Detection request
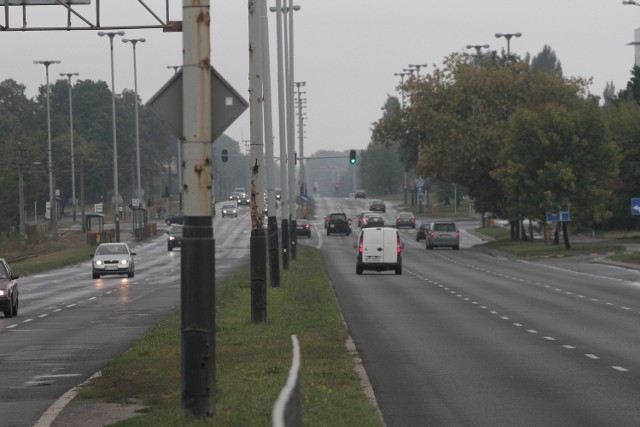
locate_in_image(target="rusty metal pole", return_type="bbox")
[249,0,267,323]
[181,0,215,417]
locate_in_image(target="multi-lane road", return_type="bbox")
[315,197,640,426]
[3,196,640,426]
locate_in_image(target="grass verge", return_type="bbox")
[76,245,383,426]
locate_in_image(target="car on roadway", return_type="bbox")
[91,242,136,279]
[416,222,431,241]
[327,213,351,236]
[354,226,403,275]
[362,214,384,228]
[221,203,239,218]
[357,211,373,227]
[395,212,416,229]
[166,224,183,251]
[233,187,250,205]
[165,211,184,225]
[295,219,312,238]
[369,199,386,213]
[0,259,19,318]
[427,221,460,250]
[354,189,367,199]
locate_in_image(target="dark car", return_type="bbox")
[166,211,184,225]
[296,219,312,238]
[166,224,183,251]
[416,223,431,241]
[362,214,384,228]
[395,212,416,229]
[327,213,351,236]
[91,243,136,279]
[369,199,386,213]
[0,259,19,318]
[354,190,367,199]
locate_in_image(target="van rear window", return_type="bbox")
[434,223,456,232]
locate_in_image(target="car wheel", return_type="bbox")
[427,243,433,250]
[327,230,331,236]
[11,297,18,317]
[92,272,100,279]
[416,236,419,242]
[168,244,173,251]
[395,266,402,275]
[356,265,363,275]
[128,270,135,278]
[453,244,460,250]
[4,307,12,318]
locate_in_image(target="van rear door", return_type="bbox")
[381,228,399,264]
[362,228,398,264]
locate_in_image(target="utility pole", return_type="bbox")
[181,0,216,417]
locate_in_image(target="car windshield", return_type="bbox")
[0,263,8,279]
[96,244,129,255]
[399,213,412,218]
[223,205,236,209]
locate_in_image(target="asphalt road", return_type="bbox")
[0,204,252,427]
[313,197,640,427]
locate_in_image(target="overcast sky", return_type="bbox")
[3,0,640,157]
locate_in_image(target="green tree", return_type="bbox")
[359,143,404,196]
[531,44,563,76]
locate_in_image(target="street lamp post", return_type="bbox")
[495,32,522,55]
[123,37,146,209]
[98,30,125,242]
[34,59,60,241]
[60,72,79,223]
[167,65,182,74]
[295,81,306,197]
[623,0,640,6]
[394,71,408,109]
[408,63,428,76]
[466,44,490,66]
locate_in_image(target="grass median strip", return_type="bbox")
[76,245,383,426]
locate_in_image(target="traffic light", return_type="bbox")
[349,149,356,165]
[221,148,228,163]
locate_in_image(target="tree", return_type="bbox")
[495,104,619,248]
[359,143,404,196]
[531,45,563,76]
[603,81,616,105]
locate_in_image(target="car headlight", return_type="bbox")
[120,259,129,266]
[169,235,176,240]
[95,260,103,266]
[0,290,6,297]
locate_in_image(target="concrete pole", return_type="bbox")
[60,73,79,223]
[261,0,280,286]
[295,82,305,198]
[181,0,215,417]
[273,0,290,270]
[249,0,267,323]
[286,0,298,260]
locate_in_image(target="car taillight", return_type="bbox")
[456,230,460,238]
[305,225,310,230]
[430,231,435,238]
[358,234,364,253]
[397,235,402,253]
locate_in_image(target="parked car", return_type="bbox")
[427,221,460,250]
[354,189,367,199]
[354,227,403,275]
[357,211,373,227]
[395,212,416,229]
[369,199,386,212]
[362,214,384,228]
[0,259,19,318]
[327,213,351,236]
[91,243,136,279]
[416,222,431,241]
[296,219,312,238]
[166,224,183,251]
[221,203,239,218]
[166,211,184,225]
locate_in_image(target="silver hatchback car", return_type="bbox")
[91,243,136,279]
[426,221,460,250]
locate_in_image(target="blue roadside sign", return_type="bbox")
[632,198,640,215]
[546,211,571,222]
[300,195,308,203]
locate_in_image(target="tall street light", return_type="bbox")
[408,63,428,76]
[623,0,640,6]
[167,65,182,74]
[394,71,408,109]
[60,72,79,223]
[495,32,522,55]
[123,37,146,208]
[98,30,125,242]
[34,59,61,241]
[466,44,490,66]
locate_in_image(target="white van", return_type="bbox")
[354,227,403,275]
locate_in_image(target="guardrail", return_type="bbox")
[272,335,301,427]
